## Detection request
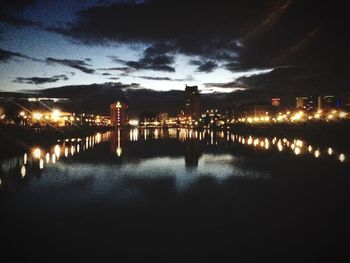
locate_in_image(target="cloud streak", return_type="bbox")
[190,60,218,73]
[109,43,176,72]
[46,57,95,74]
[0,48,43,63]
[134,75,194,81]
[13,74,69,85]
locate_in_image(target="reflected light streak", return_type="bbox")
[39,159,44,169]
[52,154,56,164]
[54,145,61,159]
[328,147,333,155]
[315,150,320,158]
[277,143,283,152]
[308,145,313,152]
[21,165,26,177]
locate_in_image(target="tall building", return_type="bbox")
[318,95,340,110]
[296,96,317,111]
[184,85,201,120]
[110,100,128,127]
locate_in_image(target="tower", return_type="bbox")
[184,85,201,121]
[110,100,128,127]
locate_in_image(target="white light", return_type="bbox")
[314,150,320,158]
[32,112,43,120]
[33,148,41,159]
[129,119,139,126]
[327,147,333,155]
[52,109,61,121]
[21,165,26,177]
[339,154,346,162]
[54,145,61,158]
[39,159,44,169]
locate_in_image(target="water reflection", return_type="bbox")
[184,139,202,167]
[0,128,349,195]
[229,132,347,163]
[7,132,112,180]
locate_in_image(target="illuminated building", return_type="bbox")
[296,97,307,109]
[184,85,201,121]
[110,101,128,127]
[201,110,221,127]
[157,112,168,124]
[271,98,281,107]
[296,96,317,111]
[318,95,341,110]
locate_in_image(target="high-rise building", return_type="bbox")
[184,85,201,120]
[318,95,340,110]
[296,96,317,111]
[110,100,128,127]
[296,97,307,109]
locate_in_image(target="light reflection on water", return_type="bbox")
[0,128,349,196]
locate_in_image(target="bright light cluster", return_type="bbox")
[234,109,349,124]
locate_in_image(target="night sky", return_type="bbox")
[0,0,349,99]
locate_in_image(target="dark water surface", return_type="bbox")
[1,128,350,262]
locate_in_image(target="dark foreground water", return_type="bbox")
[1,128,350,262]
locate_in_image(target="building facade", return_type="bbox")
[318,95,341,110]
[110,101,128,127]
[184,85,201,121]
[296,96,317,111]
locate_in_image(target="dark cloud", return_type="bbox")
[1,0,36,10]
[0,48,43,63]
[190,60,218,73]
[0,1,42,28]
[204,82,245,89]
[52,1,350,87]
[37,82,141,100]
[134,75,194,81]
[0,48,23,62]
[46,57,95,74]
[108,56,127,64]
[13,74,68,85]
[102,73,111,76]
[0,12,41,27]
[105,44,176,72]
[118,43,176,72]
[108,77,119,80]
[2,0,349,98]
[126,55,175,72]
[234,1,350,71]
[136,76,173,81]
[54,0,253,62]
[98,67,135,74]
